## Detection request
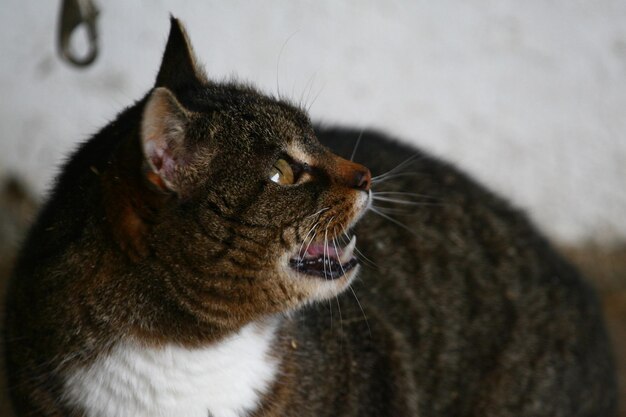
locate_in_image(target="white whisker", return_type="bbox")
[275,31,300,100]
[306,81,327,113]
[373,191,436,199]
[371,153,423,182]
[348,285,371,338]
[332,233,345,337]
[350,129,365,162]
[301,228,319,263]
[300,71,318,111]
[323,217,334,329]
[322,217,335,281]
[340,225,377,269]
[333,232,369,339]
[306,207,330,219]
[372,172,423,185]
[298,222,319,261]
[371,206,417,216]
[368,207,417,236]
[353,245,378,269]
[372,196,432,206]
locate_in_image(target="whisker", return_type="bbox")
[348,285,372,338]
[372,196,435,206]
[372,172,423,185]
[322,231,331,326]
[353,245,378,269]
[276,30,300,100]
[301,228,319,263]
[372,191,451,211]
[373,191,437,199]
[333,232,370,338]
[340,227,378,269]
[329,234,346,333]
[306,81,327,113]
[298,222,319,261]
[300,71,318,111]
[373,205,446,216]
[331,232,344,337]
[371,206,417,216]
[323,217,335,281]
[323,218,334,329]
[333,234,345,276]
[350,129,365,162]
[368,207,417,236]
[306,207,330,219]
[371,153,423,181]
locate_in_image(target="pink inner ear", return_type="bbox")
[160,150,178,182]
[144,138,177,190]
[141,87,189,192]
[146,141,165,170]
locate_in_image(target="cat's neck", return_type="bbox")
[63,319,280,417]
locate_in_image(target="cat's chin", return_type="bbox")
[288,235,359,280]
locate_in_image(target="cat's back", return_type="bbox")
[304,126,617,417]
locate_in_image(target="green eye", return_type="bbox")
[269,158,295,185]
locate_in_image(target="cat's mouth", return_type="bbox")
[289,235,358,280]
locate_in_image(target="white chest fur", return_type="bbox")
[64,322,279,417]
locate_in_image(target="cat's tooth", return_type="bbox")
[339,236,357,264]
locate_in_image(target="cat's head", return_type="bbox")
[109,18,371,331]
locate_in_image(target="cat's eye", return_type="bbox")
[269,158,295,185]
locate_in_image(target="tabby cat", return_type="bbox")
[3,17,617,417]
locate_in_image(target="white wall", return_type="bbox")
[1,0,625,244]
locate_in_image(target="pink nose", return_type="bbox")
[352,167,371,191]
[333,157,372,192]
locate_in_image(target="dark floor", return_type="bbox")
[562,244,626,416]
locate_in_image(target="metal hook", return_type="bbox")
[58,0,100,67]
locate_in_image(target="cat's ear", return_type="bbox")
[155,16,208,90]
[141,87,191,192]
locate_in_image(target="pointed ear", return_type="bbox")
[155,16,208,89]
[141,87,191,192]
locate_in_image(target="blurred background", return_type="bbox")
[0,0,624,413]
[1,0,626,244]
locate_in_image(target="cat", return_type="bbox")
[3,17,617,417]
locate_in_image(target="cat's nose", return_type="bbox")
[334,157,372,192]
[353,167,372,191]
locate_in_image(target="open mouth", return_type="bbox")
[289,235,358,280]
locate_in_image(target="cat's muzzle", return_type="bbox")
[289,235,358,280]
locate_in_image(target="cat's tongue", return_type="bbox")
[289,235,358,280]
[303,236,356,265]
